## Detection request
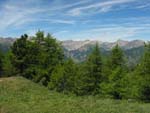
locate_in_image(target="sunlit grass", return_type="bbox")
[0,77,150,113]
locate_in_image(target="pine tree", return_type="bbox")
[109,44,125,69]
[11,34,29,76]
[41,33,64,86]
[43,33,64,72]
[107,44,126,99]
[136,42,150,102]
[75,43,103,95]
[11,34,41,79]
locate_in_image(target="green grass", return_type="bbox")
[0,77,150,113]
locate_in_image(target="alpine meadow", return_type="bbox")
[0,0,150,113]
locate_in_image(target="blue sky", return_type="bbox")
[0,0,150,42]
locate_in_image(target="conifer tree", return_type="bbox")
[75,43,103,95]
[11,32,64,86]
[11,34,29,76]
[109,44,125,69]
[107,44,126,99]
[136,42,150,102]
[138,42,150,75]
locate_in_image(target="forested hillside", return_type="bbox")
[0,0,150,112]
[0,31,150,102]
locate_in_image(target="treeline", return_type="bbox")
[0,31,150,102]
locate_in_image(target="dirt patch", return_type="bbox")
[0,77,16,82]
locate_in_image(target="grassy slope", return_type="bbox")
[0,77,150,113]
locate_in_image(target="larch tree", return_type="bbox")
[75,43,103,95]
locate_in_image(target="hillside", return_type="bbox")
[0,77,150,113]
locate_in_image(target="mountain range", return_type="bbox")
[62,40,145,67]
[0,37,146,67]
[62,39,145,51]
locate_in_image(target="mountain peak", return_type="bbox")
[116,39,129,47]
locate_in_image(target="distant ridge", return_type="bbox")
[0,37,145,51]
[62,39,145,51]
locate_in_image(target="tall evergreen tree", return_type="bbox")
[107,44,126,99]
[75,43,103,95]
[11,34,29,76]
[136,42,150,102]
[41,33,64,86]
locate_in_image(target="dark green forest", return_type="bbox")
[0,31,150,102]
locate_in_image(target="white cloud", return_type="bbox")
[48,19,75,24]
[56,24,150,42]
[135,3,150,9]
[51,0,91,11]
[0,0,43,30]
[0,0,85,30]
[68,0,135,16]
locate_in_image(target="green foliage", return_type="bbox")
[104,45,127,99]
[1,31,150,102]
[135,43,150,102]
[0,77,150,113]
[10,31,64,86]
[49,59,77,93]
[42,33,64,72]
[123,42,150,101]
[3,51,16,77]
[75,43,103,95]
[109,67,127,99]
[139,78,150,102]
[11,34,30,75]
[109,44,125,69]
[0,48,4,77]
[138,43,150,75]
